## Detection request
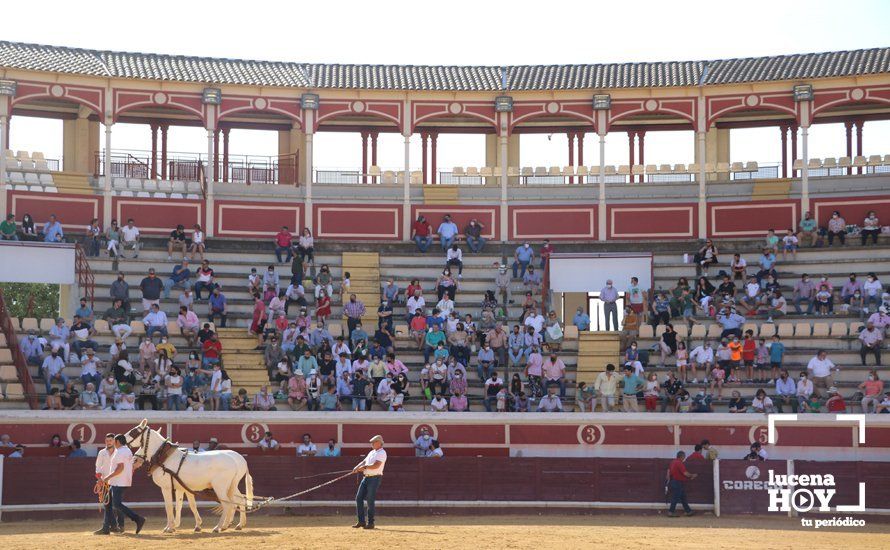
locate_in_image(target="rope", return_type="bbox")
[249,471,356,512]
[292,469,354,481]
[93,480,109,513]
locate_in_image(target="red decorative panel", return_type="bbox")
[113,197,203,234]
[315,99,403,130]
[509,100,595,132]
[411,206,497,241]
[314,203,401,240]
[679,424,761,447]
[772,426,854,447]
[434,424,505,445]
[113,89,206,123]
[510,205,595,240]
[604,425,675,446]
[812,85,890,115]
[608,203,696,239]
[8,191,101,232]
[863,427,890,448]
[813,196,890,227]
[341,423,414,444]
[12,80,104,114]
[216,95,303,126]
[411,101,498,130]
[509,424,580,445]
[707,92,798,126]
[607,97,696,129]
[708,200,797,237]
[216,200,302,238]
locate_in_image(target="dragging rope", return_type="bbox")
[293,469,354,481]
[93,479,110,512]
[248,471,356,512]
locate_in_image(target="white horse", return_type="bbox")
[125,419,254,533]
[145,428,203,533]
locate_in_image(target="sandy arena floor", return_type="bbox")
[0,514,888,549]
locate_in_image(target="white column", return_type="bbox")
[402,133,411,241]
[0,115,8,217]
[204,128,216,237]
[697,130,707,239]
[801,124,810,213]
[102,122,113,228]
[597,131,606,241]
[304,110,314,233]
[499,131,509,242]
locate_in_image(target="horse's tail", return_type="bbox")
[245,471,254,510]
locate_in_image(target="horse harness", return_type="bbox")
[125,425,218,503]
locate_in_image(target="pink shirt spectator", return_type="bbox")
[386,359,408,376]
[543,358,566,381]
[449,394,468,411]
[526,352,543,376]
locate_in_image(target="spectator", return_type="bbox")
[274,226,294,263]
[165,366,185,411]
[436,269,457,302]
[774,369,797,413]
[798,211,818,247]
[49,317,71,362]
[166,224,187,260]
[750,388,775,414]
[537,384,563,412]
[201,332,222,367]
[0,213,18,240]
[598,279,620,331]
[483,371,504,412]
[593,363,618,412]
[649,292,671,328]
[437,214,459,250]
[80,348,102,388]
[253,386,277,412]
[767,290,788,323]
[445,243,464,277]
[512,242,535,279]
[687,340,713,384]
[807,350,837,397]
[797,371,814,409]
[258,431,280,451]
[661,370,684,412]
[60,380,80,410]
[69,314,97,359]
[626,277,647,315]
[826,387,846,413]
[493,264,513,306]
[696,239,718,276]
[464,218,486,253]
[208,287,228,328]
[314,264,334,300]
[543,352,566,397]
[320,384,339,411]
[81,382,100,410]
[139,268,163,315]
[727,390,747,413]
[42,348,67,395]
[19,329,44,366]
[176,306,200,347]
[143,303,168,342]
[42,214,64,243]
[193,260,216,301]
[716,307,745,339]
[730,253,747,281]
[863,273,883,314]
[263,265,281,295]
[411,215,433,253]
[860,370,884,413]
[861,211,880,246]
[572,306,590,332]
[344,294,366,335]
[620,365,644,412]
[486,322,508,369]
[163,259,192,299]
[296,433,318,457]
[232,388,252,411]
[103,298,131,342]
[826,210,846,246]
[189,224,205,262]
[109,271,131,313]
[413,428,433,456]
[322,439,341,457]
[643,373,660,412]
[859,321,883,366]
[522,265,542,296]
[381,279,400,305]
[297,227,315,265]
[118,218,140,257]
[792,273,816,315]
[782,229,799,260]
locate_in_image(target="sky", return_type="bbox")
[6,0,890,173]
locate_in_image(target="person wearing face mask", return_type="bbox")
[796,371,814,408]
[798,211,818,247]
[513,242,535,280]
[826,210,846,246]
[19,329,44,366]
[858,321,883,366]
[263,264,281,295]
[859,370,884,413]
[572,307,591,332]
[863,272,884,314]
[42,348,68,395]
[688,340,714,384]
[463,218,486,253]
[792,273,816,315]
[445,242,464,278]
[861,211,880,246]
[543,352,567,397]
[437,215,459,251]
[599,279,619,331]
[841,273,863,305]
[773,369,797,413]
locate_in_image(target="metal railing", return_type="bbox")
[74,243,95,308]
[0,287,38,409]
[731,165,780,180]
[222,152,299,185]
[438,172,485,185]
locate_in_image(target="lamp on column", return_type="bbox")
[301,93,320,110]
[202,87,222,105]
[0,80,16,97]
[495,95,513,113]
[592,94,611,110]
[792,84,814,102]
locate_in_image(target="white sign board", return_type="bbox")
[0,243,76,285]
[548,253,652,293]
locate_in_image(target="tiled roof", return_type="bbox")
[0,41,888,91]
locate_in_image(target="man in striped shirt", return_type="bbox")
[344,294,366,334]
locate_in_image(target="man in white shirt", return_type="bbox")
[96,434,145,535]
[806,350,837,397]
[524,308,545,335]
[352,435,387,529]
[80,348,103,388]
[120,218,141,259]
[445,243,464,279]
[406,291,425,322]
[258,431,280,451]
[296,433,318,457]
[143,304,169,343]
[537,385,563,412]
[688,341,714,384]
[94,434,122,533]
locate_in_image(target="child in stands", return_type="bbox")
[782,229,799,260]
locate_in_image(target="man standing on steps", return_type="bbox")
[95,434,145,535]
[495,264,513,305]
[599,279,619,331]
[352,434,387,530]
[344,294,366,335]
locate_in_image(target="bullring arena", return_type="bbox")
[1,4,890,549]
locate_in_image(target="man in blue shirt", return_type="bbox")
[208,287,228,328]
[755,248,777,285]
[164,258,192,299]
[716,307,746,339]
[774,368,796,413]
[621,366,644,412]
[436,215,459,250]
[513,242,535,279]
[572,307,591,332]
[43,214,64,242]
[19,330,45,365]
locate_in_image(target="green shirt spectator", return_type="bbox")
[0,215,17,240]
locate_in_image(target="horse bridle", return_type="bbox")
[124,425,151,461]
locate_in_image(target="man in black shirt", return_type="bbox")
[717,275,736,299]
[167,224,188,260]
[139,268,164,315]
[661,372,684,412]
[197,323,214,344]
[318,351,336,384]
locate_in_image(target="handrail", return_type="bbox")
[198,162,207,198]
[74,244,95,309]
[0,288,39,409]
